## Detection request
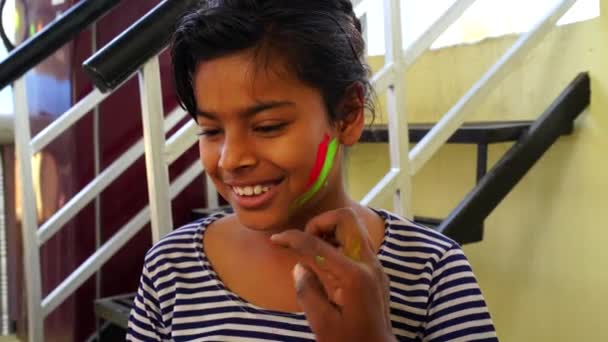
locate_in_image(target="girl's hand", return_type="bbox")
[270,208,396,342]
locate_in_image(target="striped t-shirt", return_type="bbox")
[127,209,498,341]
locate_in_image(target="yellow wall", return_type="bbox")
[349,3,608,341]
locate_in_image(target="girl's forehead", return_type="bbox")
[193,51,323,113]
[195,51,296,90]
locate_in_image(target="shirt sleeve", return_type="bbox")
[126,263,167,341]
[422,246,499,342]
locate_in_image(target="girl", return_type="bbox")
[127,0,498,341]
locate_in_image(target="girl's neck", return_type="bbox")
[248,184,357,238]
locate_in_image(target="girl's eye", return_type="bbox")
[255,123,288,134]
[197,128,222,137]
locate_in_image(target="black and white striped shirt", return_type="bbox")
[127,209,498,341]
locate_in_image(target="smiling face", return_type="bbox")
[193,50,361,232]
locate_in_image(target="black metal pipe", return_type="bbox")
[83,0,199,93]
[439,72,590,244]
[0,0,121,91]
[476,144,488,183]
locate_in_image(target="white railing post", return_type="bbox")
[384,0,412,218]
[12,78,44,342]
[139,57,173,243]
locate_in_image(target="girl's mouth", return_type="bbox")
[229,179,283,209]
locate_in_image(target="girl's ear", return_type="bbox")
[337,83,365,146]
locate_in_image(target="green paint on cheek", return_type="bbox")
[289,138,339,213]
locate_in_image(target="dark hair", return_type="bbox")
[171,0,375,122]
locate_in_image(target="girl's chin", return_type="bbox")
[232,208,291,233]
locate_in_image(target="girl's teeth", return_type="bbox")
[234,185,271,196]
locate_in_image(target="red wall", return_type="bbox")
[7,0,205,340]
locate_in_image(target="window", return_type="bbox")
[363,0,600,56]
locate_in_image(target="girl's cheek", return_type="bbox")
[199,143,219,173]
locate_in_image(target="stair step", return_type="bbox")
[413,216,442,229]
[360,120,573,144]
[95,293,135,329]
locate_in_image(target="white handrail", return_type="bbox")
[169,161,204,199]
[30,88,109,153]
[370,62,397,93]
[403,0,476,68]
[41,161,204,317]
[360,168,399,207]
[369,0,477,94]
[37,140,144,245]
[164,119,198,164]
[30,80,184,157]
[165,107,188,133]
[409,0,578,175]
[37,106,187,246]
[43,207,150,317]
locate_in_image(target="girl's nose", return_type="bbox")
[218,133,257,171]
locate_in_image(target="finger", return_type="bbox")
[292,263,339,334]
[305,208,375,263]
[271,229,358,279]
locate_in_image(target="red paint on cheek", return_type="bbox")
[305,134,330,188]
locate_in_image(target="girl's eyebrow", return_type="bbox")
[195,100,295,120]
[242,100,295,117]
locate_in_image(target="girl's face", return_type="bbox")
[193,51,356,232]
